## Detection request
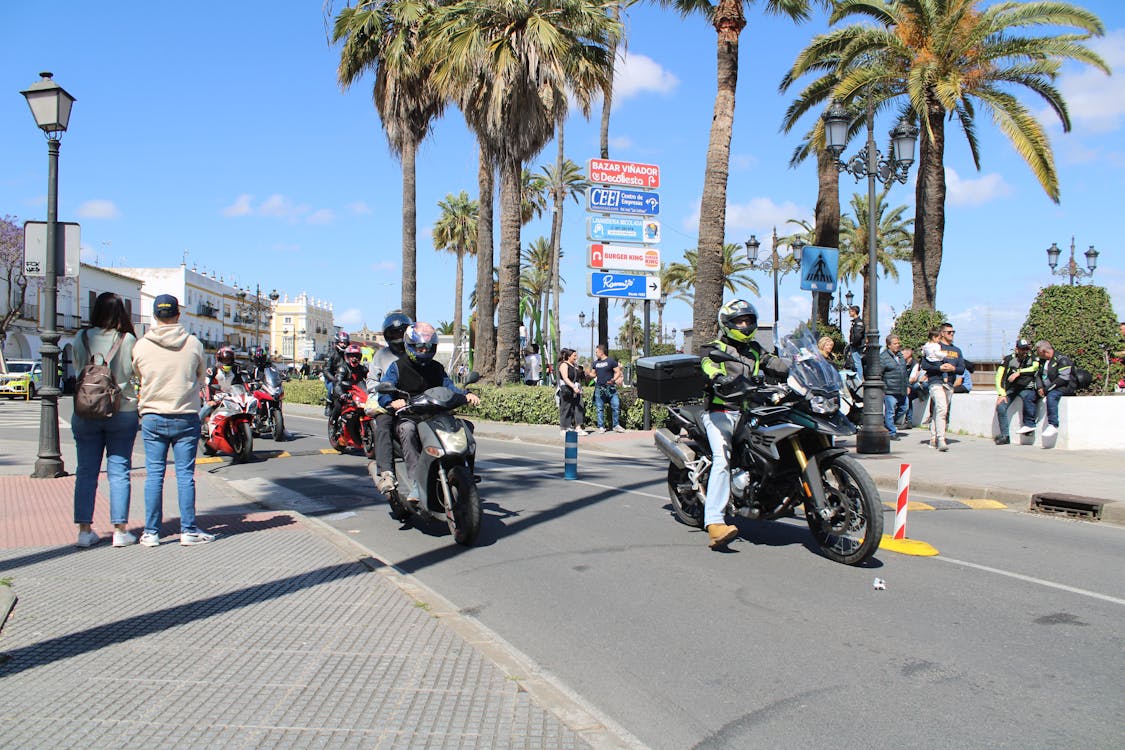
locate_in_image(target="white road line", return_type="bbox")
[936,555,1125,607]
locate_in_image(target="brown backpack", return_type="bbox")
[74,330,124,420]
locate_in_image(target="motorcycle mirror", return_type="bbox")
[373,381,398,393]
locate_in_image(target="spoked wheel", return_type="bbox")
[667,463,705,528]
[232,422,254,463]
[806,453,883,565]
[444,465,481,546]
[271,410,286,442]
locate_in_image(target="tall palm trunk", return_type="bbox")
[548,119,566,365]
[813,148,840,327]
[401,138,418,320]
[912,96,947,310]
[692,2,745,349]
[475,145,496,377]
[453,248,465,356]
[597,1,621,351]
[495,157,524,384]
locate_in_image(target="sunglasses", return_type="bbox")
[942,329,955,334]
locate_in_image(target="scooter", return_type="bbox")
[250,365,286,441]
[328,381,377,459]
[201,384,257,462]
[374,374,482,546]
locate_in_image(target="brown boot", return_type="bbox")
[707,523,739,549]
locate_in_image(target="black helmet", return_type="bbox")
[334,330,350,351]
[250,346,268,365]
[344,344,362,364]
[382,311,413,347]
[717,299,758,343]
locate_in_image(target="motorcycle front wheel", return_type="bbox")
[806,453,883,565]
[327,419,343,452]
[445,465,481,546]
[361,420,377,460]
[272,409,286,441]
[666,464,705,528]
[232,422,254,463]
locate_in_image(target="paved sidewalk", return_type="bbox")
[0,454,637,749]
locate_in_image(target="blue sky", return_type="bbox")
[2,1,1123,361]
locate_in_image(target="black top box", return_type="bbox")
[635,354,705,403]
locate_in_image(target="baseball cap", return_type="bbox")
[153,294,180,319]
[1016,338,1031,349]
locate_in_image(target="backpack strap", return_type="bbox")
[82,329,124,367]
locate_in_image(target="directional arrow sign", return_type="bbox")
[588,272,662,300]
[585,186,660,216]
[799,245,839,292]
[588,243,661,273]
[587,158,661,188]
[587,216,661,244]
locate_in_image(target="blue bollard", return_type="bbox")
[564,430,578,480]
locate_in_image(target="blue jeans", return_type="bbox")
[140,413,202,535]
[594,385,620,429]
[1044,389,1065,428]
[72,410,139,525]
[701,410,738,528]
[995,388,1038,438]
[883,393,908,436]
[850,351,864,378]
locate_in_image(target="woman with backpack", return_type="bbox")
[72,292,139,548]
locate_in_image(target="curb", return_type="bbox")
[0,587,16,637]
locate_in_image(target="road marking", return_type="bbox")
[936,555,1125,607]
[227,476,336,514]
[960,499,1008,510]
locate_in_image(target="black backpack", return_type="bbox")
[74,330,124,420]
[1074,366,1093,390]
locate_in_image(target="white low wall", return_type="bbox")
[911,391,1125,451]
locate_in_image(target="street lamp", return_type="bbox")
[577,309,596,362]
[236,284,278,350]
[745,228,804,325]
[22,72,75,479]
[1046,237,1098,286]
[824,98,918,455]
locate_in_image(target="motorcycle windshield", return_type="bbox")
[777,323,841,395]
[263,367,282,389]
[413,386,466,410]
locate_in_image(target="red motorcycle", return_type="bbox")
[250,365,286,441]
[328,381,377,458]
[202,384,256,462]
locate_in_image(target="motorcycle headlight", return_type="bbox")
[435,427,468,453]
[808,394,838,414]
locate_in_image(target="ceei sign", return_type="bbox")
[587,158,661,189]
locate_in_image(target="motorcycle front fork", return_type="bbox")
[789,435,835,521]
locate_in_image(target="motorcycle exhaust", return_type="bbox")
[654,428,695,469]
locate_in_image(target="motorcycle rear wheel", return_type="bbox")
[272,410,286,442]
[446,465,481,546]
[666,464,705,528]
[361,421,377,460]
[327,419,343,452]
[806,453,883,565]
[232,422,254,463]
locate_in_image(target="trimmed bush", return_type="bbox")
[891,307,949,353]
[284,378,328,405]
[458,383,667,429]
[1020,284,1123,394]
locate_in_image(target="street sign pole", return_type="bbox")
[642,299,651,430]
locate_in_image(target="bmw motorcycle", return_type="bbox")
[654,325,883,565]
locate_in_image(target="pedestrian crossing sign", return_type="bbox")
[799,246,838,293]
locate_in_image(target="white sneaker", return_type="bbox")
[613,425,626,433]
[1042,424,1058,438]
[139,532,161,547]
[75,529,100,548]
[1017,424,1036,435]
[180,530,216,546]
[112,530,137,547]
[596,427,607,434]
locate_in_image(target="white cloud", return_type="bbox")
[944,167,1012,206]
[76,199,120,219]
[609,135,634,150]
[725,197,812,237]
[258,194,308,221]
[614,52,679,101]
[222,194,253,217]
[222,193,338,224]
[336,307,363,329]
[1054,29,1125,134]
[348,201,372,215]
[307,209,335,225]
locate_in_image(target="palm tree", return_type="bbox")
[474,145,498,377]
[664,243,760,308]
[538,155,588,361]
[425,0,617,383]
[596,1,627,352]
[797,0,1108,309]
[837,187,913,330]
[332,0,446,320]
[432,191,479,355]
[520,238,553,348]
[654,0,820,348]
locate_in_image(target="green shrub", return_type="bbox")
[1020,284,1123,394]
[284,378,328,405]
[891,307,949,353]
[459,383,668,429]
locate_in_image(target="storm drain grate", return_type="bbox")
[1030,492,1106,520]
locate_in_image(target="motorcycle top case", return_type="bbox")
[635,354,705,403]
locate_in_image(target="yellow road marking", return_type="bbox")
[882,500,936,511]
[196,457,224,464]
[960,499,1007,510]
[319,448,339,454]
[880,535,940,556]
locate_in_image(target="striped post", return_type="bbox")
[893,463,910,540]
[564,430,578,480]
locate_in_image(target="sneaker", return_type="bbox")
[1042,424,1058,438]
[888,432,900,440]
[576,429,591,436]
[1017,424,1036,435]
[180,530,216,546]
[139,532,161,547]
[75,529,100,548]
[596,427,607,434]
[112,530,137,547]
[706,523,739,550]
[375,471,396,494]
[613,425,626,433]
[938,440,949,452]
[994,436,1010,445]
[928,438,937,449]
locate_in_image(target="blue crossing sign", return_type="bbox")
[585,186,660,216]
[588,272,661,300]
[799,245,839,293]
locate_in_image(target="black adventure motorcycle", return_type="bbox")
[654,325,883,565]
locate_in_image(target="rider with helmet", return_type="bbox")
[200,346,246,425]
[377,321,480,503]
[698,300,789,550]
[323,330,351,415]
[248,346,272,382]
[369,311,413,493]
[328,343,369,438]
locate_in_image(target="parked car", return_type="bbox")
[0,360,43,399]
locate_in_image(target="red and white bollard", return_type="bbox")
[893,463,910,540]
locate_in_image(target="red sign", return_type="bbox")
[587,158,661,189]
[588,243,661,271]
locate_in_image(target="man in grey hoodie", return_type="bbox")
[131,295,213,546]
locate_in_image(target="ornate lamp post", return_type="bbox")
[1046,237,1098,286]
[824,99,918,455]
[21,72,75,479]
[577,309,596,362]
[745,228,804,326]
[832,289,855,331]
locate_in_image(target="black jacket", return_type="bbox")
[879,348,909,396]
[1036,355,1075,396]
[848,317,865,354]
[323,347,346,385]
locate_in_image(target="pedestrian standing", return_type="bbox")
[131,294,213,546]
[846,305,865,376]
[591,344,625,433]
[523,344,542,386]
[921,323,964,452]
[71,292,139,548]
[557,349,588,436]
[878,334,909,440]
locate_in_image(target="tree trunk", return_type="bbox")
[474,145,496,377]
[692,2,745,350]
[596,3,622,352]
[814,148,841,327]
[912,95,947,310]
[401,138,418,320]
[548,118,565,366]
[453,248,464,358]
[494,156,523,384]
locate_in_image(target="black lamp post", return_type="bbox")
[577,309,596,362]
[22,72,75,479]
[824,99,918,455]
[1046,237,1098,286]
[832,288,854,331]
[745,228,804,327]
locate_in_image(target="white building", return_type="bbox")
[269,292,334,364]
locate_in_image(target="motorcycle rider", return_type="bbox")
[698,300,789,550]
[377,321,480,503]
[369,311,413,494]
[248,346,272,383]
[993,338,1038,444]
[200,347,246,429]
[328,344,369,440]
[322,331,351,415]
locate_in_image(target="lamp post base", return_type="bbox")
[855,425,890,455]
[31,459,68,479]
